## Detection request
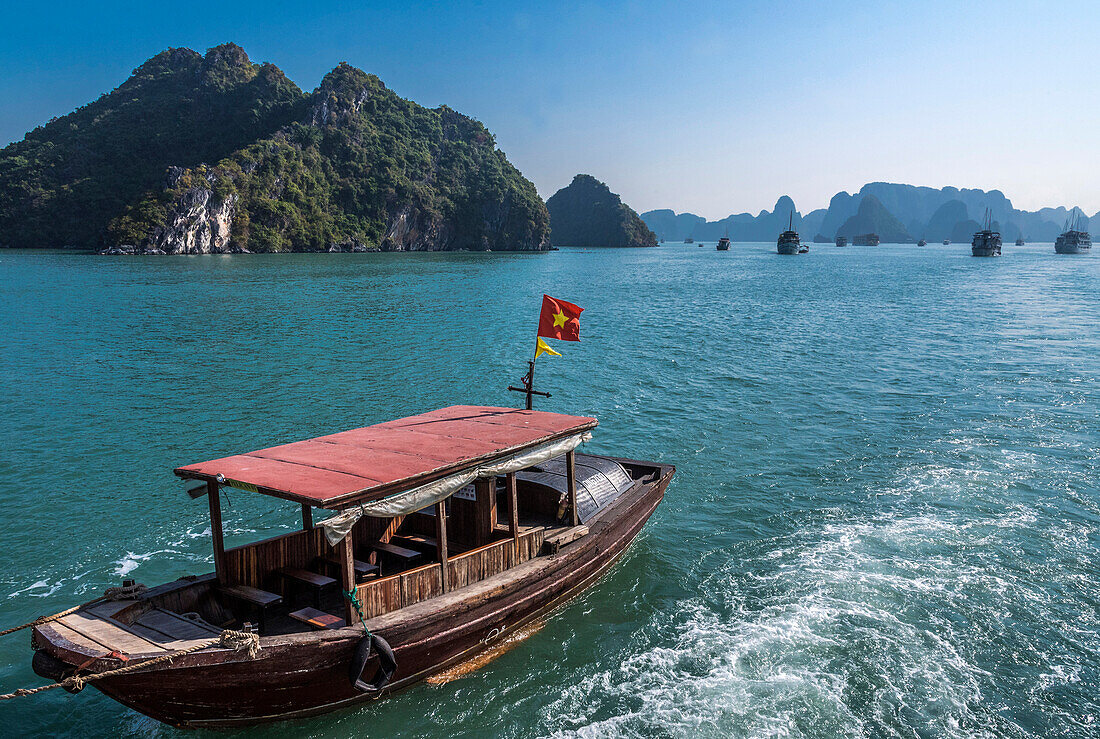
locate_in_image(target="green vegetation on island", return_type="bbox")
[546,174,656,247]
[0,44,549,252]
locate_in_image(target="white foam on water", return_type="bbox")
[536,453,1100,739]
[112,549,179,577]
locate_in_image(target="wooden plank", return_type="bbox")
[276,567,336,589]
[508,472,520,557]
[48,621,112,656]
[337,535,359,625]
[126,622,215,650]
[436,499,449,593]
[219,584,282,607]
[474,478,497,546]
[301,504,313,531]
[208,481,226,584]
[155,608,221,635]
[60,612,168,654]
[567,450,579,527]
[84,600,135,619]
[289,607,345,630]
[372,542,421,560]
[135,609,220,639]
[544,525,589,554]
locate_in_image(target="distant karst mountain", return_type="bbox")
[641,182,1095,244]
[546,174,656,247]
[0,44,549,252]
[836,195,911,243]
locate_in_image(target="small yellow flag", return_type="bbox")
[535,337,561,358]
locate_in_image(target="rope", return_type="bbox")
[343,588,370,638]
[0,628,261,701]
[0,583,147,638]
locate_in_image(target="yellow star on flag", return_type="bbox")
[552,309,568,328]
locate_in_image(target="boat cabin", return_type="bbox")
[161,405,629,634]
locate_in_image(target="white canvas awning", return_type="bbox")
[319,431,591,546]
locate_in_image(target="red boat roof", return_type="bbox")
[174,406,597,509]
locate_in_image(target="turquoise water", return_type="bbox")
[2,243,1098,738]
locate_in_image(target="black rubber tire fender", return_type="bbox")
[350,633,397,694]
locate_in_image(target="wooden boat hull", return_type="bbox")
[33,460,673,728]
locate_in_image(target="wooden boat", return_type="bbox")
[777,213,800,255]
[1055,212,1090,253]
[917,239,927,246]
[852,233,880,246]
[29,405,674,728]
[971,209,1002,257]
[835,236,848,247]
[716,235,730,250]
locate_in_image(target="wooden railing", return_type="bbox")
[447,528,545,590]
[355,563,444,619]
[355,526,546,618]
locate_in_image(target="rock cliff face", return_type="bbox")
[546,175,657,247]
[0,44,549,252]
[145,187,237,254]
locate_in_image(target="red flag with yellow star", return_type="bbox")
[536,294,583,342]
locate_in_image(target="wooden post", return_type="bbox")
[301,504,313,531]
[507,472,520,556]
[566,450,579,527]
[207,481,227,584]
[337,534,360,626]
[474,478,497,546]
[435,500,449,593]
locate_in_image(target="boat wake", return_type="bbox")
[537,453,1100,738]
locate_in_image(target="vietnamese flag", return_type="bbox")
[537,294,583,342]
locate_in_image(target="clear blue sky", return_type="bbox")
[2,0,1098,219]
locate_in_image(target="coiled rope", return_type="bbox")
[0,629,260,701]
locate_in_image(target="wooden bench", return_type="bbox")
[318,555,379,583]
[371,541,422,562]
[275,567,337,608]
[218,584,282,631]
[288,607,346,631]
[393,534,438,553]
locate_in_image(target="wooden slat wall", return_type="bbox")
[355,564,443,619]
[353,527,545,619]
[223,527,332,591]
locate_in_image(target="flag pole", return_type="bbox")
[526,337,539,410]
[507,335,551,409]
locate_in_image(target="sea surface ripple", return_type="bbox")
[1,242,1097,738]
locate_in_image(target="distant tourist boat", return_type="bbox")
[24,406,675,728]
[971,209,1002,257]
[777,213,800,255]
[835,236,848,247]
[917,239,927,246]
[684,237,694,244]
[852,233,880,246]
[716,234,730,250]
[1015,236,1025,246]
[942,239,951,245]
[798,243,809,253]
[1055,213,1090,254]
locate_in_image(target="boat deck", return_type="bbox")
[42,600,223,658]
